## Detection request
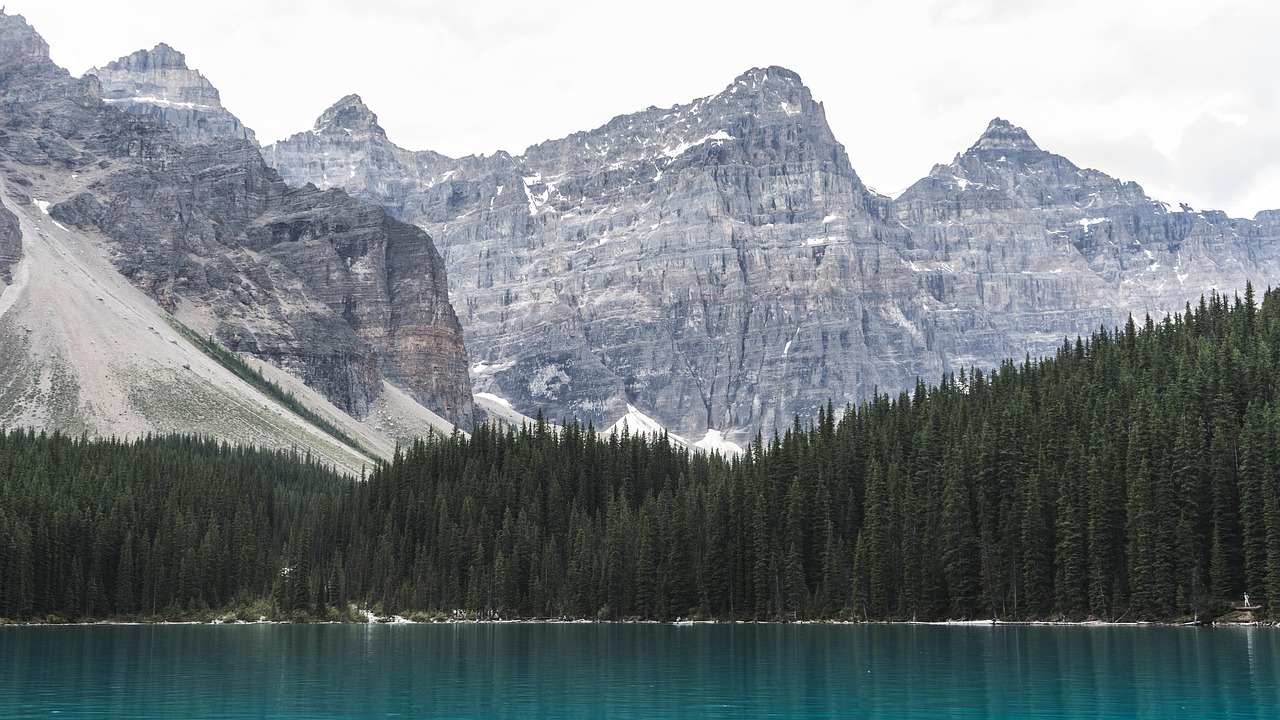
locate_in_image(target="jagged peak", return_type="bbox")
[0,10,51,65]
[330,93,367,111]
[966,118,1042,155]
[315,94,386,139]
[727,65,803,96]
[729,65,805,90]
[105,43,189,73]
[713,65,819,122]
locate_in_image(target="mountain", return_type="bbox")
[267,68,897,441]
[0,11,474,470]
[89,43,256,144]
[261,93,452,216]
[893,118,1279,325]
[265,72,1280,444]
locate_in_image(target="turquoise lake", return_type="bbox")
[2,623,1278,718]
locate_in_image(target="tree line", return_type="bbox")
[3,284,1279,622]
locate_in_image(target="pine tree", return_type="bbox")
[1054,441,1088,618]
[1237,401,1273,606]
[939,452,981,618]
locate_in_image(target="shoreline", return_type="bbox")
[3,615,1274,629]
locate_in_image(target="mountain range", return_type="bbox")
[2,9,1277,460]
[262,69,1280,445]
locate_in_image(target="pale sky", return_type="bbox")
[12,0,1280,217]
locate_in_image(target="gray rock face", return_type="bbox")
[242,188,471,423]
[0,10,49,69]
[0,16,472,429]
[0,202,18,285]
[88,43,257,144]
[269,68,893,439]
[260,74,1280,443]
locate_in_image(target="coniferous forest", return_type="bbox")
[4,287,1280,623]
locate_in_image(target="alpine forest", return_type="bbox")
[4,285,1280,625]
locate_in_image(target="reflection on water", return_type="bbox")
[2,623,1278,718]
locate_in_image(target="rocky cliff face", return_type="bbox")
[893,119,1280,332]
[88,44,256,144]
[240,188,471,423]
[258,73,1280,444]
[0,12,472,432]
[269,68,903,439]
[0,203,19,285]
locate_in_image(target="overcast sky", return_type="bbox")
[13,0,1280,217]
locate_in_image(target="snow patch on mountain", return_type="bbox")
[103,96,213,110]
[693,429,744,457]
[471,359,515,375]
[605,405,743,456]
[474,391,512,409]
[607,403,668,437]
[662,131,733,158]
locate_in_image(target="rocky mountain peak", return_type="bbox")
[898,115,1151,222]
[0,10,51,67]
[315,94,386,140]
[88,44,255,144]
[93,43,215,100]
[718,65,816,116]
[729,66,805,91]
[262,92,455,205]
[105,43,188,73]
[965,118,1043,157]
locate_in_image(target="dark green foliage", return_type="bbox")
[0,432,346,621]
[3,287,1280,622]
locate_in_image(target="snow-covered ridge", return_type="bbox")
[103,95,214,110]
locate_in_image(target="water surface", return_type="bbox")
[2,623,1277,718]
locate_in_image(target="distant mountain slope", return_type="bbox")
[0,11,474,468]
[265,72,1280,444]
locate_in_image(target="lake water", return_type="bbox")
[2,623,1278,718]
